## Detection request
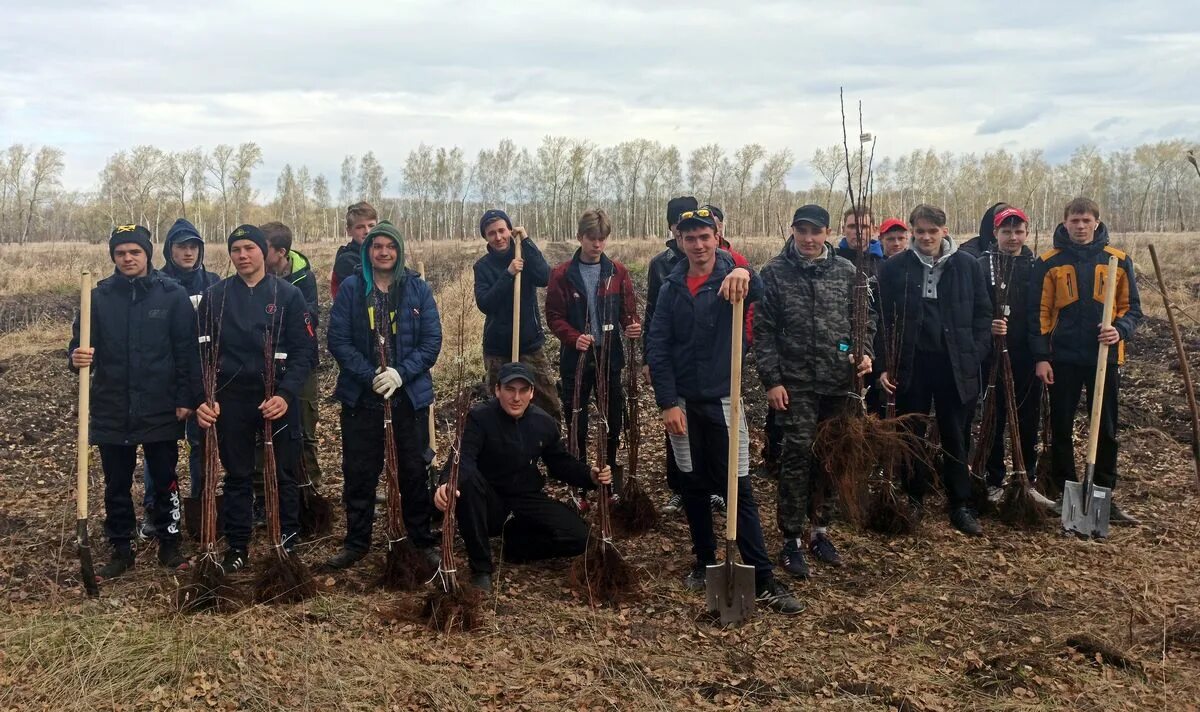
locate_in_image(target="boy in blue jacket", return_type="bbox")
[323,221,442,570]
[646,209,803,615]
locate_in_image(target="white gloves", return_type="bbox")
[372,367,403,399]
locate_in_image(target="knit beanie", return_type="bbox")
[109,224,154,262]
[227,224,268,256]
[479,208,512,237]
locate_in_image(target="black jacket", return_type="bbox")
[473,237,551,357]
[69,269,199,445]
[878,242,992,404]
[197,274,318,406]
[331,240,361,300]
[283,249,319,327]
[958,202,1007,258]
[448,399,595,496]
[978,247,1036,364]
[644,238,685,355]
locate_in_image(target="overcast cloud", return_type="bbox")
[2,0,1197,191]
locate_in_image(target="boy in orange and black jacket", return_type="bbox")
[1028,197,1143,524]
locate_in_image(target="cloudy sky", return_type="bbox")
[2,0,1197,191]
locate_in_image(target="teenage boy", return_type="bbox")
[878,205,992,536]
[647,196,697,514]
[1029,198,1143,524]
[473,208,560,420]
[646,209,804,614]
[978,207,1053,506]
[879,218,910,258]
[195,225,318,573]
[959,203,1008,258]
[836,208,884,278]
[324,220,441,569]
[331,202,378,300]
[434,363,611,592]
[69,225,198,578]
[263,221,322,489]
[754,205,874,578]
[545,208,640,477]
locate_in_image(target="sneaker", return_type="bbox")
[569,488,591,514]
[1110,502,1141,526]
[220,548,249,575]
[1029,488,1058,510]
[158,540,188,571]
[987,485,1005,504]
[809,533,843,567]
[97,547,134,581]
[778,541,810,579]
[470,572,493,592]
[710,494,727,513]
[417,545,441,570]
[756,577,806,615]
[138,509,157,540]
[663,493,684,515]
[321,548,365,571]
[949,507,983,537]
[683,561,709,592]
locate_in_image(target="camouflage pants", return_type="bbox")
[776,391,850,539]
[484,348,562,422]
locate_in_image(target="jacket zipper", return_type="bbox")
[1066,272,1074,299]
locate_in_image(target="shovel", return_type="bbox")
[75,271,99,597]
[707,297,755,624]
[1061,255,1119,539]
[510,229,524,362]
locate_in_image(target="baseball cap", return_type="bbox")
[993,207,1029,227]
[676,208,717,230]
[497,362,536,386]
[879,218,908,234]
[791,205,830,229]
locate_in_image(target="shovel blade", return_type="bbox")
[77,519,99,598]
[705,560,756,625]
[1061,480,1112,539]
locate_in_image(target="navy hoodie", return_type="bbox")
[161,218,220,297]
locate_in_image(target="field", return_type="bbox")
[1,232,1199,710]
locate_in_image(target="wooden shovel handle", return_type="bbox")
[76,271,92,520]
[511,235,523,361]
[419,261,436,459]
[1148,244,1200,487]
[725,298,744,542]
[1086,256,1119,466]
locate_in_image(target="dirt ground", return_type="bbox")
[1,239,1199,711]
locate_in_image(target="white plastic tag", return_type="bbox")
[198,335,211,344]
[274,352,288,360]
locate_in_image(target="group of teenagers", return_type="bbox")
[70,190,1142,616]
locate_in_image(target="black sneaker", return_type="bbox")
[138,509,157,540]
[97,547,134,581]
[778,541,810,579]
[220,548,249,574]
[683,561,709,592]
[158,540,188,571]
[417,545,441,570]
[949,507,983,537]
[710,494,726,513]
[321,548,365,571]
[756,577,806,615]
[663,493,684,515]
[470,572,493,592]
[808,533,843,567]
[1110,502,1141,526]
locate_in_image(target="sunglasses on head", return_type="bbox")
[677,209,712,220]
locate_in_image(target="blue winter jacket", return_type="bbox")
[328,269,442,410]
[646,251,763,409]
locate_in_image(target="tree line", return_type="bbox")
[1,136,1197,245]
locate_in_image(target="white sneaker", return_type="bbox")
[663,493,684,514]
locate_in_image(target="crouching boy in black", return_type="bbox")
[195,225,317,573]
[433,363,611,593]
[69,225,199,579]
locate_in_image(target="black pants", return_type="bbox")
[896,351,975,509]
[185,417,204,498]
[985,356,1043,487]
[340,395,435,553]
[671,400,772,582]
[1048,361,1120,490]
[562,360,624,467]
[216,392,301,552]
[99,441,181,547]
[456,477,590,575]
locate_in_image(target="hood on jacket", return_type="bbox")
[663,236,684,258]
[1052,221,1111,251]
[288,249,313,276]
[360,222,407,297]
[911,236,958,297]
[163,218,206,272]
[836,237,884,258]
[975,202,1007,250]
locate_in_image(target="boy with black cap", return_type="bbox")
[647,196,697,514]
[754,205,875,578]
[69,225,199,579]
[324,220,442,570]
[878,205,992,536]
[473,208,560,419]
[646,208,804,614]
[195,225,318,573]
[1029,198,1143,525]
[434,362,611,592]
